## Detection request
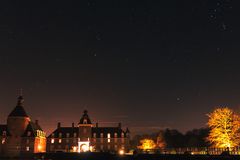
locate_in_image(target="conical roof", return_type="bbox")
[8,96,29,117]
[79,110,92,124]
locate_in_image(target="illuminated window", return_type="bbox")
[59,139,62,143]
[108,139,111,143]
[26,146,30,151]
[2,138,5,144]
[59,133,62,138]
[51,139,55,144]
[121,132,124,138]
[83,119,87,124]
[93,133,96,138]
[66,133,70,138]
[107,133,111,138]
[27,131,31,136]
[114,133,118,138]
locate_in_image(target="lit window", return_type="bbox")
[83,119,87,124]
[51,133,55,137]
[59,139,62,143]
[121,132,124,138]
[2,138,5,144]
[26,146,30,151]
[107,133,111,138]
[100,133,103,138]
[73,146,77,152]
[114,133,118,138]
[27,131,31,136]
[51,139,55,144]
[108,139,111,143]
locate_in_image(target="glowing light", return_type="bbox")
[138,139,156,150]
[38,145,42,151]
[119,149,125,155]
[51,139,54,144]
[207,107,240,149]
[73,146,77,152]
[59,139,62,143]
[81,144,88,152]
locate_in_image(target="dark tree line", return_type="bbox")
[131,128,210,149]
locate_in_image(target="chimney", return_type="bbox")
[118,122,122,128]
[96,123,98,128]
[35,120,39,125]
[57,122,61,129]
[72,123,74,128]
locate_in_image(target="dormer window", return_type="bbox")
[59,133,62,138]
[83,119,87,124]
[51,133,55,137]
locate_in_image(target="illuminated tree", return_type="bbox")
[138,139,156,150]
[207,107,240,149]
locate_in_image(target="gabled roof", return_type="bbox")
[79,110,92,124]
[48,127,79,138]
[8,96,29,117]
[22,121,44,137]
[92,127,126,138]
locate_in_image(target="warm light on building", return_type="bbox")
[119,149,125,155]
[73,146,77,152]
[138,139,156,150]
[51,138,54,144]
[59,139,62,143]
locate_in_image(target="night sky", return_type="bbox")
[0,0,240,135]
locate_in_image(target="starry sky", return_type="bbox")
[0,0,240,135]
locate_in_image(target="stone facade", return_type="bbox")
[0,96,46,157]
[47,110,130,153]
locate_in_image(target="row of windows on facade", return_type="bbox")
[51,144,125,150]
[26,130,45,137]
[52,132,126,138]
[51,137,126,144]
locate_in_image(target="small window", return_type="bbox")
[59,139,62,143]
[107,133,111,138]
[26,139,29,144]
[66,139,69,143]
[26,146,30,151]
[27,131,31,136]
[51,139,55,144]
[83,119,87,124]
[121,132,124,138]
[100,133,103,138]
[2,131,6,136]
[93,133,96,138]
[51,133,55,137]
[74,133,77,137]
[66,133,70,138]
[114,133,117,138]
[59,133,62,138]
[108,139,110,143]
[1,138,5,144]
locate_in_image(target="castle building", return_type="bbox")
[0,96,46,156]
[47,110,130,153]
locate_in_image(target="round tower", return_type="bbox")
[7,96,30,137]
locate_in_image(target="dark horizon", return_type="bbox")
[0,0,240,135]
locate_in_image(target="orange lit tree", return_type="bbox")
[207,107,240,149]
[138,139,156,150]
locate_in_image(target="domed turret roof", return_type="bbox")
[8,96,29,117]
[78,110,92,124]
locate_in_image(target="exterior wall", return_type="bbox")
[47,137,79,152]
[7,117,30,137]
[79,125,92,141]
[20,137,35,153]
[34,137,46,153]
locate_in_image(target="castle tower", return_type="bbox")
[78,110,92,141]
[6,96,31,155]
